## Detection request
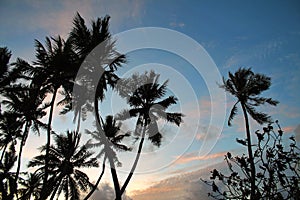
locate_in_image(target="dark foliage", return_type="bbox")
[203,122,300,199]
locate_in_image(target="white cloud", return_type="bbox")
[169,22,185,28]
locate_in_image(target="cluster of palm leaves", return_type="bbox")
[0,12,183,200]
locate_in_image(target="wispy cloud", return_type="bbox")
[223,38,284,68]
[88,183,132,200]
[131,163,225,200]
[294,124,300,142]
[174,151,226,165]
[169,22,185,28]
[1,0,145,37]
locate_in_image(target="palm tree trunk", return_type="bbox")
[41,88,58,200]
[10,121,30,200]
[76,108,81,133]
[0,143,8,162]
[107,146,122,200]
[94,97,102,129]
[119,122,147,197]
[241,103,256,200]
[83,155,107,200]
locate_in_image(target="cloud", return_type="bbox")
[283,126,295,133]
[195,125,223,141]
[294,124,300,142]
[174,151,226,165]
[1,0,145,38]
[169,22,185,28]
[88,183,132,200]
[131,163,225,200]
[223,38,283,68]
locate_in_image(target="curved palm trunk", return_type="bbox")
[94,98,102,129]
[94,98,121,199]
[241,103,256,200]
[119,122,147,197]
[83,155,107,200]
[10,121,31,200]
[40,88,58,200]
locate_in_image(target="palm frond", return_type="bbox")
[228,101,239,126]
[244,103,271,124]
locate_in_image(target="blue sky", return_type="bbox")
[1,0,300,199]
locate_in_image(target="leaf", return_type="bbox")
[228,102,239,126]
[236,138,247,146]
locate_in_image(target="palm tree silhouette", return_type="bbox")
[116,71,183,197]
[2,87,47,199]
[220,67,278,199]
[0,143,17,200]
[84,115,131,200]
[28,131,98,200]
[68,12,126,130]
[17,172,42,200]
[0,47,12,90]
[33,35,80,196]
[0,112,23,162]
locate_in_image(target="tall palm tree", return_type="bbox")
[28,131,98,200]
[68,14,126,199]
[68,12,126,129]
[220,67,278,199]
[115,71,183,197]
[2,86,47,199]
[33,35,80,196]
[84,115,131,200]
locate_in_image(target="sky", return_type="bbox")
[1,0,300,199]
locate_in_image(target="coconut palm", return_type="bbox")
[1,86,47,199]
[115,71,183,197]
[28,131,98,200]
[68,12,126,129]
[84,115,131,200]
[33,35,80,196]
[219,67,278,199]
[0,112,23,162]
[0,143,17,200]
[17,172,42,200]
[0,47,12,90]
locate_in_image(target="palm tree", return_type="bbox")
[68,12,126,129]
[0,47,12,91]
[115,70,183,197]
[0,112,23,161]
[84,115,131,200]
[28,131,98,200]
[17,172,42,200]
[2,86,47,199]
[33,35,80,196]
[0,143,17,200]
[220,67,278,199]
[68,14,126,199]
[0,47,33,114]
